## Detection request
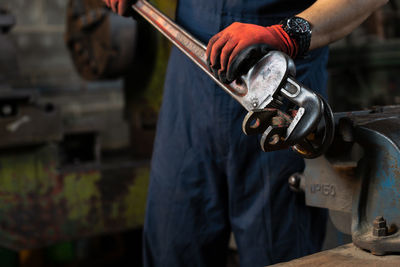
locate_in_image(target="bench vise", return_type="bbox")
[291,106,400,256]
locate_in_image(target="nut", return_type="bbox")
[373,216,387,228]
[373,216,388,237]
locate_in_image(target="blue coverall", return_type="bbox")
[144,0,329,266]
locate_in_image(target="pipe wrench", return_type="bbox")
[132,0,334,158]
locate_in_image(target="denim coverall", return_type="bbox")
[143,0,329,266]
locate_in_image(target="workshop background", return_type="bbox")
[0,0,399,266]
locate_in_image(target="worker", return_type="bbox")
[103,0,388,266]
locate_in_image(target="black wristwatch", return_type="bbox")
[281,16,312,58]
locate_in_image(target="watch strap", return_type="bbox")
[281,16,312,58]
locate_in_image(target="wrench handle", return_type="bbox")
[132,0,250,107]
[133,0,207,68]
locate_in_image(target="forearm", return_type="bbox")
[298,0,388,50]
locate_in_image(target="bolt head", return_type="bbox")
[373,216,388,237]
[288,176,299,187]
[373,216,387,228]
[288,174,302,193]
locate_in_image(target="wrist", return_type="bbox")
[280,16,312,58]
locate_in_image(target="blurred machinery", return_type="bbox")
[0,1,159,253]
[65,0,160,157]
[328,0,400,111]
[0,8,17,89]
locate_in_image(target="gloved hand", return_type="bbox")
[206,22,298,84]
[102,0,136,17]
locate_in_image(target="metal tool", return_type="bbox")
[291,106,400,256]
[132,0,334,158]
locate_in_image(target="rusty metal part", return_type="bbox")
[242,108,293,151]
[350,108,400,255]
[271,243,400,267]
[0,90,63,148]
[373,216,388,237]
[0,144,150,250]
[65,0,144,80]
[0,88,149,250]
[302,106,400,255]
[242,109,279,135]
[0,4,153,250]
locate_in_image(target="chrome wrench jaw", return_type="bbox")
[241,57,334,157]
[280,77,323,143]
[233,51,295,111]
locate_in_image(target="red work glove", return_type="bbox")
[102,0,136,17]
[206,22,299,84]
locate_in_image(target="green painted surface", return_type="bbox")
[0,146,55,197]
[0,145,150,250]
[61,171,104,233]
[122,167,150,227]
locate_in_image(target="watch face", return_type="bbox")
[283,16,312,57]
[288,17,310,34]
